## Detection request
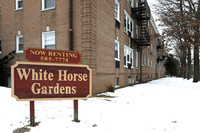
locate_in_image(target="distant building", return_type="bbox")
[0,0,165,94]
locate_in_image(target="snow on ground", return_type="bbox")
[1,77,200,133]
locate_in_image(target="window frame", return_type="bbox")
[136,51,138,68]
[124,45,133,68]
[115,40,120,61]
[144,55,146,66]
[115,0,120,22]
[42,31,55,49]
[42,0,55,11]
[16,35,24,53]
[16,0,23,10]
[136,0,138,7]
[124,45,128,67]
[136,24,139,39]
[115,77,120,88]
[124,10,134,38]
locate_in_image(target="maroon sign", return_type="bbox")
[25,48,81,64]
[11,62,92,101]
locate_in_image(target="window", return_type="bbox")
[115,40,120,61]
[124,46,127,67]
[42,0,55,10]
[16,0,23,10]
[0,39,1,54]
[136,24,139,39]
[131,0,134,8]
[136,51,138,68]
[151,59,153,67]
[115,77,119,88]
[144,55,146,66]
[124,14,127,32]
[136,0,138,7]
[115,0,120,21]
[124,45,133,68]
[42,31,55,49]
[148,57,150,66]
[127,0,134,8]
[124,10,134,38]
[130,50,133,67]
[16,35,23,53]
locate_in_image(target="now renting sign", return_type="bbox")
[11,62,92,101]
[25,48,81,64]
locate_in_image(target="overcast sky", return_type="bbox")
[147,0,162,33]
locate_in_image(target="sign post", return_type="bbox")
[30,101,35,126]
[73,100,80,122]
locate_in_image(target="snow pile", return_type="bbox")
[1,77,200,133]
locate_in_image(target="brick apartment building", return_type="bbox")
[0,0,165,94]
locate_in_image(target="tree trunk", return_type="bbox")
[187,46,191,79]
[193,46,199,82]
[183,52,187,79]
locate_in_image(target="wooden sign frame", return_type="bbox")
[11,61,92,101]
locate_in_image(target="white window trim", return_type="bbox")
[124,45,134,69]
[42,31,55,49]
[115,77,120,88]
[131,20,134,38]
[16,35,23,53]
[115,0,120,22]
[127,0,134,8]
[115,40,120,61]
[124,10,134,37]
[42,0,55,11]
[144,55,146,66]
[136,0,138,7]
[131,0,134,8]
[16,0,23,10]
[136,24,139,39]
[131,49,134,68]
[124,45,128,68]
[136,51,139,68]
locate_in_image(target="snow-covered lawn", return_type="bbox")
[1,77,200,133]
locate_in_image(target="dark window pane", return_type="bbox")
[45,0,55,8]
[131,58,133,66]
[19,38,23,44]
[45,45,55,49]
[124,16,126,28]
[19,44,23,51]
[115,50,118,59]
[124,56,126,65]
[18,0,23,8]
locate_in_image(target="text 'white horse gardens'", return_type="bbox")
[11,62,92,101]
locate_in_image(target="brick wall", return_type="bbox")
[0,0,165,94]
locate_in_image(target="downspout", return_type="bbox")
[69,0,73,51]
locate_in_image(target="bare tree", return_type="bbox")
[154,0,200,82]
